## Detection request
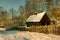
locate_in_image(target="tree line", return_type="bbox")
[0,0,60,27]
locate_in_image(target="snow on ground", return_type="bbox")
[0,28,6,30]
[0,30,60,40]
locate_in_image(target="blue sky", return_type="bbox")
[0,0,25,10]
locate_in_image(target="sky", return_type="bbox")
[0,0,25,10]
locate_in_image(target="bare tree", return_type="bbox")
[0,6,8,27]
[19,5,25,26]
[9,8,16,20]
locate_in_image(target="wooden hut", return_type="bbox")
[26,12,50,27]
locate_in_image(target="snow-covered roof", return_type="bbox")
[26,12,46,22]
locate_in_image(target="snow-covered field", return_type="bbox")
[0,30,60,40]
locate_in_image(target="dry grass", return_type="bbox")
[26,25,53,33]
[26,25,60,35]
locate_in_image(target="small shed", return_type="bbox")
[26,12,50,27]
